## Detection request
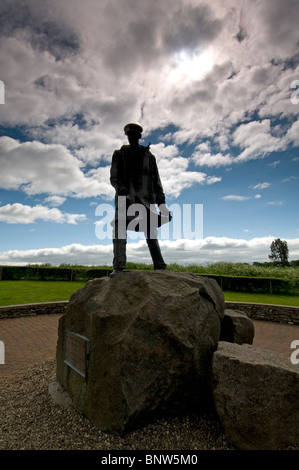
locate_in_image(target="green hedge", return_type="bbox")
[198,273,299,295]
[0,266,298,295]
[0,266,112,281]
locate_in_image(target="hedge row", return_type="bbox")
[0,266,299,295]
[199,273,299,295]
[0,266,111,282]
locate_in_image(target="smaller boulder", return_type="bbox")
[210,341,299,450]
[220,309,254,345]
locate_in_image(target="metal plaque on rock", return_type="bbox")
[64,330,90,378]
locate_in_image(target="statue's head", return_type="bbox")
[124,123,143,144]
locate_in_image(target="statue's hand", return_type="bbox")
[158,204,172,221]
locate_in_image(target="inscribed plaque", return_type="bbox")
[64,330,90,378]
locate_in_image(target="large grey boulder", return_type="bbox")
[220,309,254,345]
[210,341,299,450]
[56,270,224,435]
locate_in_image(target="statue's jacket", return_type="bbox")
[110,144,166,212]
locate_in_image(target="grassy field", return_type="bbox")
[0,281,86,306]
[223,291,299,306]
[0,280,298,307]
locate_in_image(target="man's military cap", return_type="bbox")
[124,123,143,135]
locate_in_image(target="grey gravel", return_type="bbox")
[0,359,235,451]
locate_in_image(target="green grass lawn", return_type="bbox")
[0,281,86,306]
[223,291,299,307]
[0,280,298,307]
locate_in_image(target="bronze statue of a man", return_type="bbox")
[110,123,170,277]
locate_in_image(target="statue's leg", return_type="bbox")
[144,206,166,270]
[111,220,127,277]
[112,238,127,270]
[146,239,166,270]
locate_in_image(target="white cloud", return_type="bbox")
[192,114,298,169]
[286,120,299,147]
[1,237,299,266]
[44,196,66,207]
[221,195,250,201]
[266,201,284,206]
[150,143,179,160]
[233,120,288,163]
[281,176,298,183]
[192,151,233,168]
[0,137,114,199]
[268,160,280,168]
[147,143,221,198]
[0,203,86,224]
[0,136,222,204]
[206,176,222,185]
[0,133,222,204]
[221,194,262,202]
[252,182,271,190]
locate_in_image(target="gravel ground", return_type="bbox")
[0,359,235,451]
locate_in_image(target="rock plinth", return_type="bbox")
[211,341,299,450]
[56,270,224,435]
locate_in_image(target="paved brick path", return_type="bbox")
[0,314,299,382]
[0,314,61,382]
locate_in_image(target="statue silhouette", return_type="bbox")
[110,123,171,277]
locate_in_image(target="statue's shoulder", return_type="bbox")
[140,144,154,156]
[115,144,154,157]
[113,146,128,158]
[119,145,130,155]
[140,144,149,151]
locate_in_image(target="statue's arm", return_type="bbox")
[110,150,128,195]
[151,155,166,205]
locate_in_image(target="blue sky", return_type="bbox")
[0,0,299,266]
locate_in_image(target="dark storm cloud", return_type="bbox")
[103,1,223,73]
[0,0,80,60]
[1,0,299,169]
[162,3,223,53]
[260,0,299,50]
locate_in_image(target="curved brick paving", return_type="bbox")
[0,314,299,382]
[0,314,61,382]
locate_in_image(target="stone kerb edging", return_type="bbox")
[0,300,298,324]
[0,301,68,319]
[225,301,299,325]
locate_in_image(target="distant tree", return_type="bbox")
[268,238,289,266]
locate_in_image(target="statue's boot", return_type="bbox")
[110,238,127,277]
[146,239,167,270]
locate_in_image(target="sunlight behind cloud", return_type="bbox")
[167,48,215,83]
